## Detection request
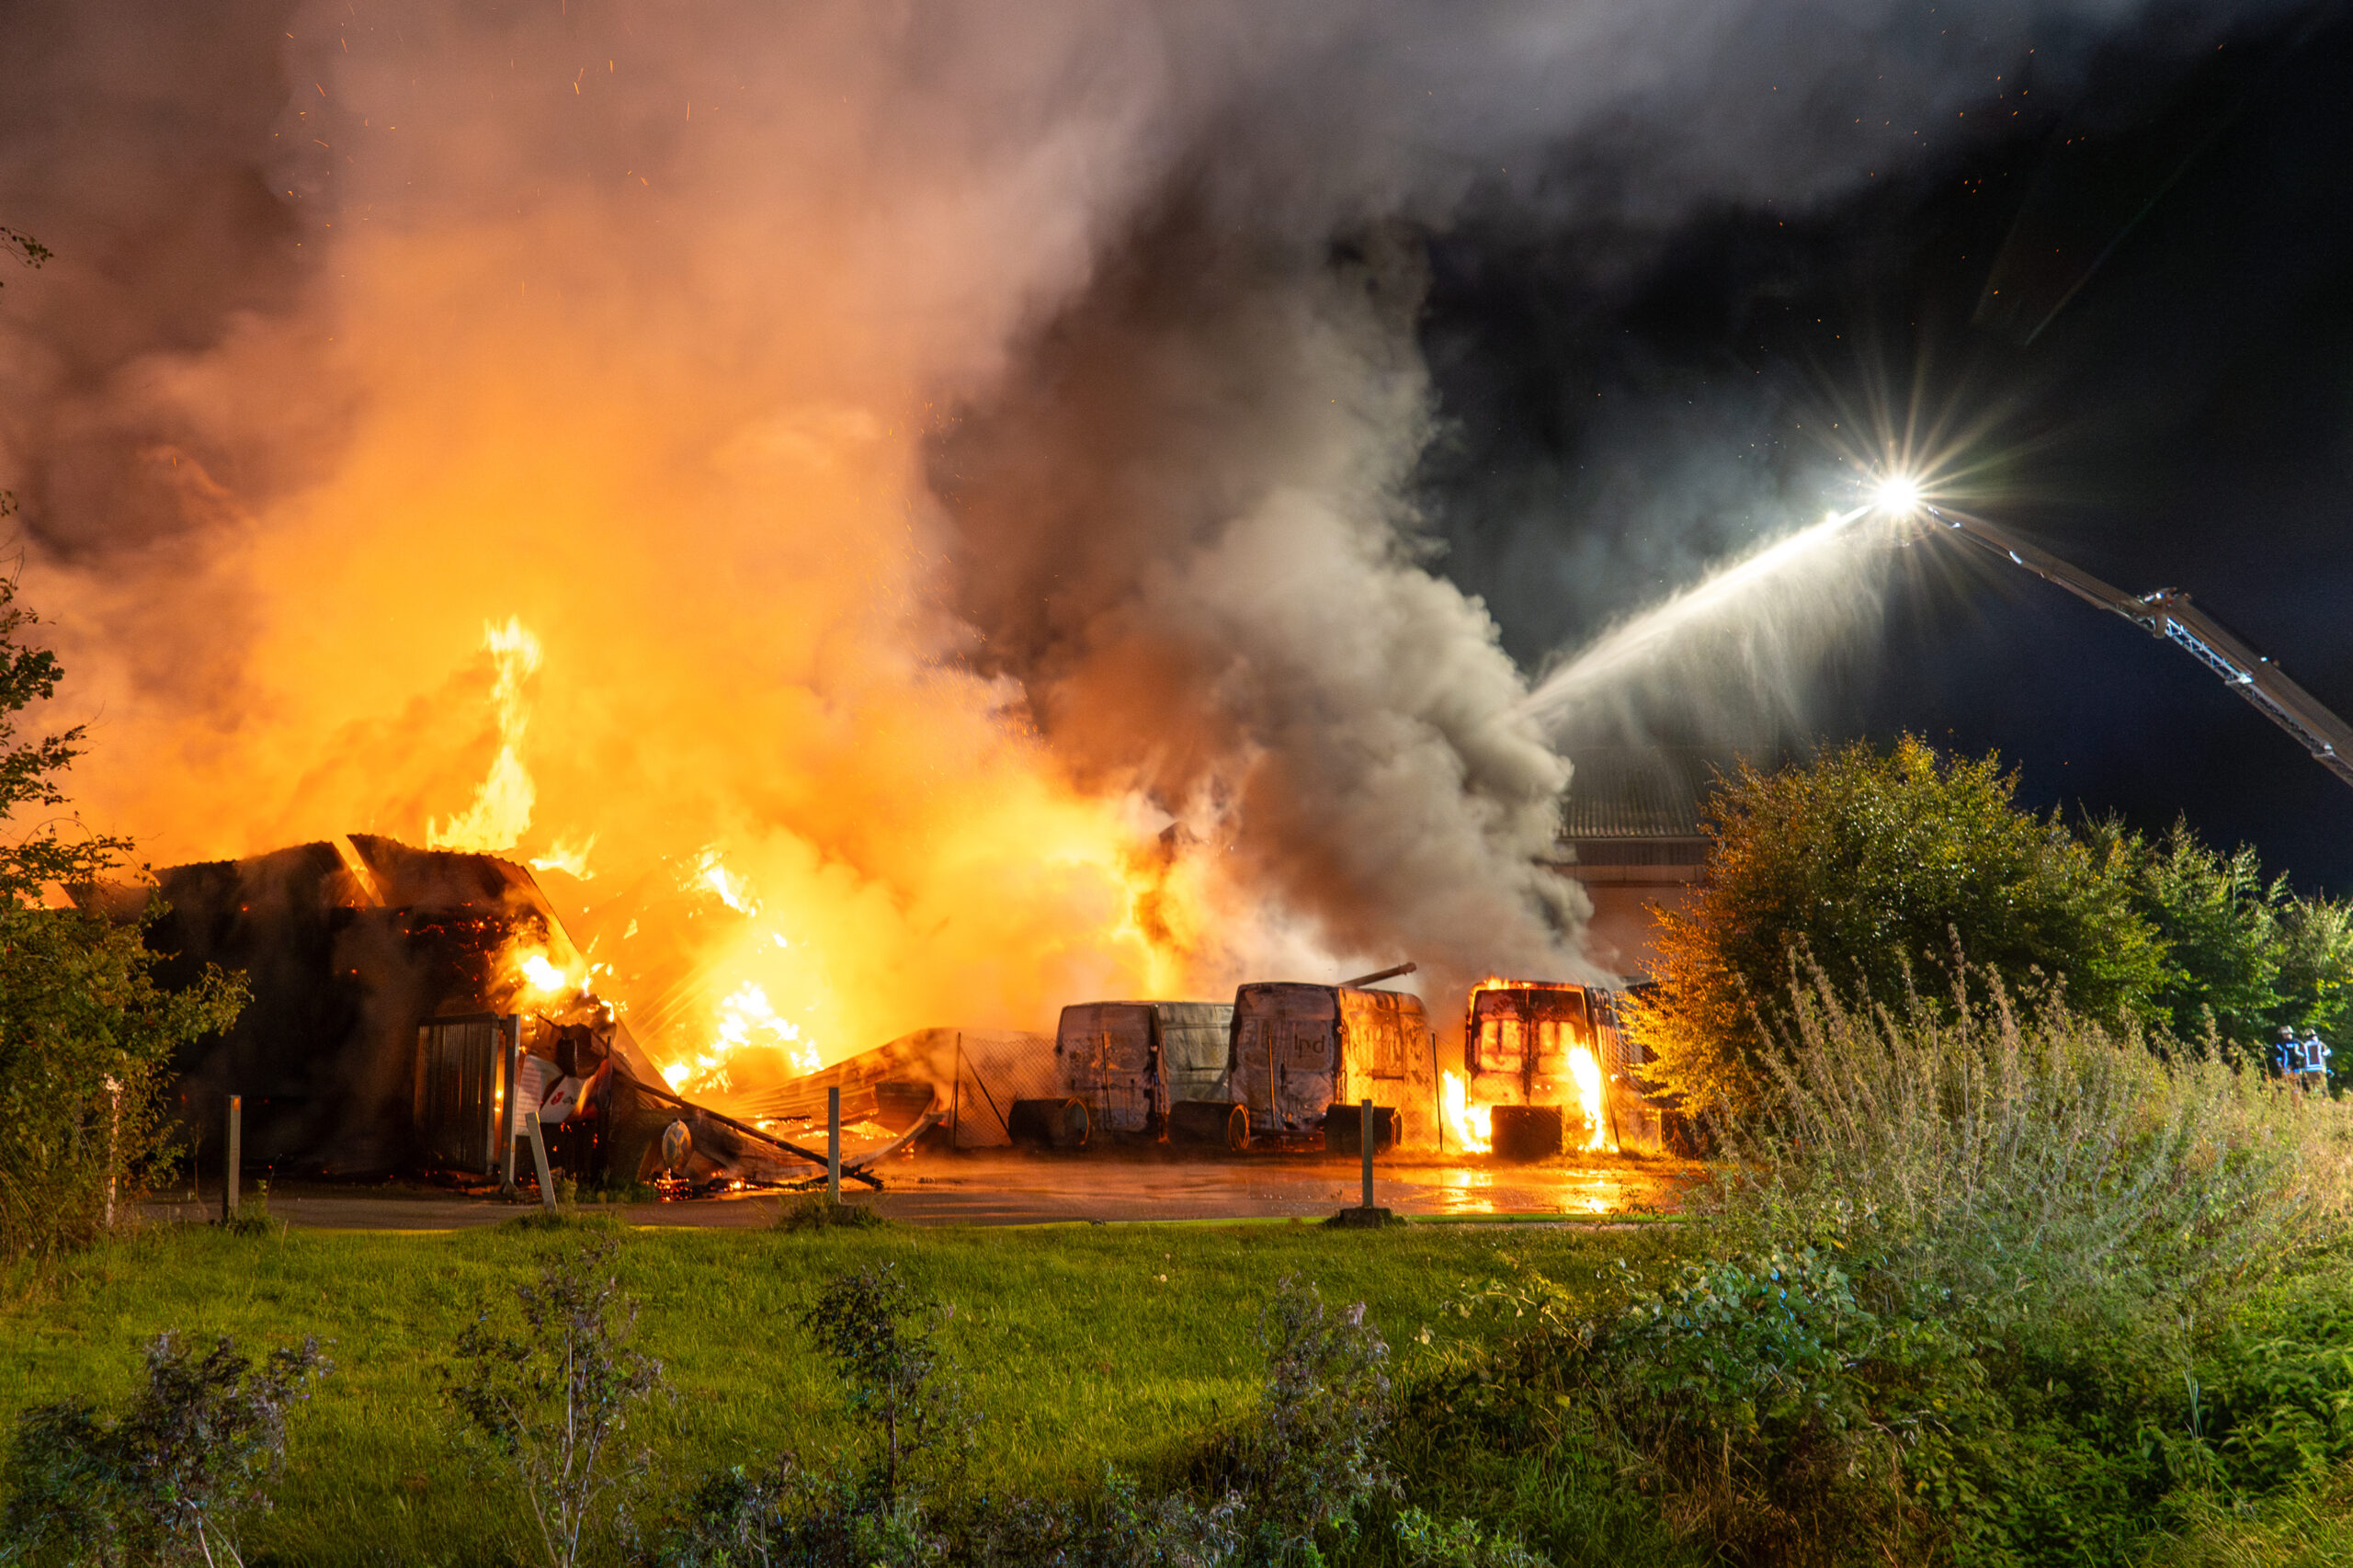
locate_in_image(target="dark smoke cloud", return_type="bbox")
[0,0,319,552]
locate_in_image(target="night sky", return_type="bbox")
[1414,3,2353,892]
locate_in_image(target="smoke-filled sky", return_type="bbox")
[0,0,2344,1080]
[1409,0,2353,887]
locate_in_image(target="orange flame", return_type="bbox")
[1440,1071,1491,1154]
[1567,1044,1609,1151]
[529,835,597,881]
[427,618,544,853]
[507,942,589,1003]
[37,81,1275,1095]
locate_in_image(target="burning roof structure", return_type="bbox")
[105,834,826,1190]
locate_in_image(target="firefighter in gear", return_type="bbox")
[2295,1028,2333,1093]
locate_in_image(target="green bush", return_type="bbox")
[1391,960,2353,1568]
[1632,738,2166,1118]
[2083,815,2353,1058]
[3,1330,328,1566]
[0,574,247,1264]
[1632,740,2353,1118]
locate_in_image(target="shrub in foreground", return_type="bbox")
[658,1269,1542,1568]
[3,1330,328,1567]
[1397,962,2353,1568]
[449,1236,671,1568]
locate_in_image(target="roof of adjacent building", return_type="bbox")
[1557,747,1729,840]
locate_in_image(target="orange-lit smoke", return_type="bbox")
[13,4,1243,1094]
[4,3,1608,1098]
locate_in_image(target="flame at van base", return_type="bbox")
[1462,979,1617,1153]
[1441,1072,1493,1153]
[1566,1045,1607,1151]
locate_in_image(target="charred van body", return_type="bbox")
[1051,999,1237,1141]
[1231,983,1440,1150]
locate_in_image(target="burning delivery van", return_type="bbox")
[1456,980,1661,1154]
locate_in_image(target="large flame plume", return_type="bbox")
[427,617,543,854]
[7,6,1255,1094]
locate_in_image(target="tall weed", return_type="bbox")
[1703,963,2353,1333]
[449,1236,671,1568]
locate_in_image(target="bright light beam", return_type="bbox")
[1871,472,1925,517]
[1518,505,1874,723]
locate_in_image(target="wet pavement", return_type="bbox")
[144,1150,1701,1231]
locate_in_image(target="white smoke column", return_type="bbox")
[935,218,1595,998]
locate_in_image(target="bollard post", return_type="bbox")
[497,1017,522,1194]
[1360,1097,1374,1210]
[827,1086,842,1204]
[525,1111,558,1213]
[224,1095,242,1221]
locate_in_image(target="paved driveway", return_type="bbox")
[146,1149,1701,1230]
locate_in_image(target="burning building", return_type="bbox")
[117,834,814,1191]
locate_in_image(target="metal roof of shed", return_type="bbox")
[1558,747,1727,839]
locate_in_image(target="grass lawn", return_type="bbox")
[0,1216,1684,1567]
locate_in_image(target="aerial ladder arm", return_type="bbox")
[1921,506,2353,792]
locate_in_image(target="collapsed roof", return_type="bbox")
[100,834,758,1181]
